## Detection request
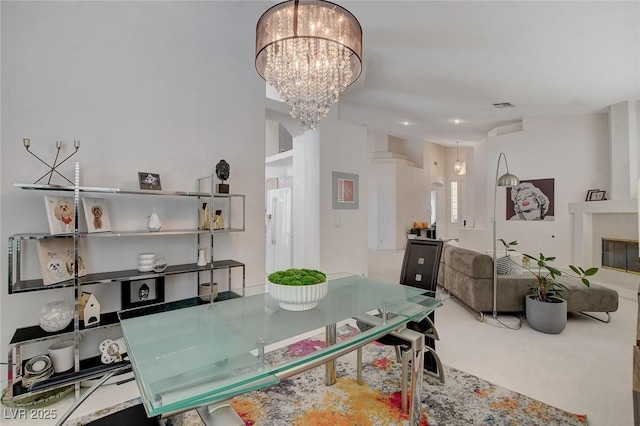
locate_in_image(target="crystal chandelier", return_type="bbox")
[256,0,363,130]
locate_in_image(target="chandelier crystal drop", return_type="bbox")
[256,0,363,130]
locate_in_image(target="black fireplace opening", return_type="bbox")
[602,238,640,274]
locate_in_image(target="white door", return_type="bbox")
[266,187,292,273]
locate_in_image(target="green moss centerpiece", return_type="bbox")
[267,269,328,311]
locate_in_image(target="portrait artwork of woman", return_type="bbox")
[507,178,554,221]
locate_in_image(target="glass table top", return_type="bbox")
[118,274,442,417]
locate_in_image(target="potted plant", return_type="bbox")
[496,239,518,275]
[267,268,328,311]
[521,252,598,334]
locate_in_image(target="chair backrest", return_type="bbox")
[399,238,444,292]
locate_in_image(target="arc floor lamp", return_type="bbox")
[485,152,521,329]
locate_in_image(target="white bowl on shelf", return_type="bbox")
[138,253,156,261]
[137,265,154,272]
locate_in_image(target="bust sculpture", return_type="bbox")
[215,160,230,193]
[215,160,230,183]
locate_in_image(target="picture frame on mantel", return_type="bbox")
[586,189,606,201]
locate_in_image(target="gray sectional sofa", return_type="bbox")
[437,243,619,321]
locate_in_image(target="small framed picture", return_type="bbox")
[138,172,162,190]
[37,239,87,285]
[121,277,165,309]
[44,195,76,234]
[332,171,359,210]
[586,189,606,201]
[82,197,112,233]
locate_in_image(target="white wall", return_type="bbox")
[469,113,610,266]
[1,1,267,360]
[319,115,369,275]
[292,132,321,269]
[370,163,397,249]
[396,165,429,247]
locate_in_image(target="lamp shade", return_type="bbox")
[255,0,363,130]
[497,172,519,187]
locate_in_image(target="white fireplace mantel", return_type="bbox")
[568,199,637,215]
[569,199,638,267]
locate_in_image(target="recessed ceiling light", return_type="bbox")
[451,119,462,124]
[401,121,411,126]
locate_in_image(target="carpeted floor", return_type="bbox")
[78,325,587,426]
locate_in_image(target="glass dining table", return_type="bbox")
[118,274,442,426]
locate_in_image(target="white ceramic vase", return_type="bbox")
[146,211,162,232]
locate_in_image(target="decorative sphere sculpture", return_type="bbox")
[39,301,73,332]
[215,160,230,183]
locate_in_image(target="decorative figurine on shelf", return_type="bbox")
[200,202,210,230]
[215,159,230,194]
[99,338,127,364]
[213,210,224,230]
[197,248,208,266]
[78,292,100,327]
[146,209,162,232]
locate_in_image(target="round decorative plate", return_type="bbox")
[1,385,73,408]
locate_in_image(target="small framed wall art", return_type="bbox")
[82,197,112,233]
[586,189,606,201]
[332,171,359,209]
[44,195,76,234]
[37,238,87,285]
[121,277,165,309]
[138,172,162,190]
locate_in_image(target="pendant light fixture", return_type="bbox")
[454,142,463,174]
[255,0,363,130]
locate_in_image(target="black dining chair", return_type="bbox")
[357,238,445,393]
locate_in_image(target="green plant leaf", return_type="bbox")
[547,266,562,277]
[582,278,591,287]
[584,267,598,276]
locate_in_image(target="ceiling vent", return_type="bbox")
[492,102,515,108]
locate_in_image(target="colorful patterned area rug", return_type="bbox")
[77,325,588,426]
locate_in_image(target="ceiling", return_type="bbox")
[267,1,640,147]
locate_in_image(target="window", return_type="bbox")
[450,181,458,223]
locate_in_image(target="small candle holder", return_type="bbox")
[22,138,80,185]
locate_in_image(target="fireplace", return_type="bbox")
[602,238,640,274]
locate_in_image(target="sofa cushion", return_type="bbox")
[443,244,493,279]
[557,277,619,313]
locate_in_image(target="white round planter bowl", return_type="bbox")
[268,280,328,311]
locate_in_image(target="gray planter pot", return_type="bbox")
[525,295,567,334]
